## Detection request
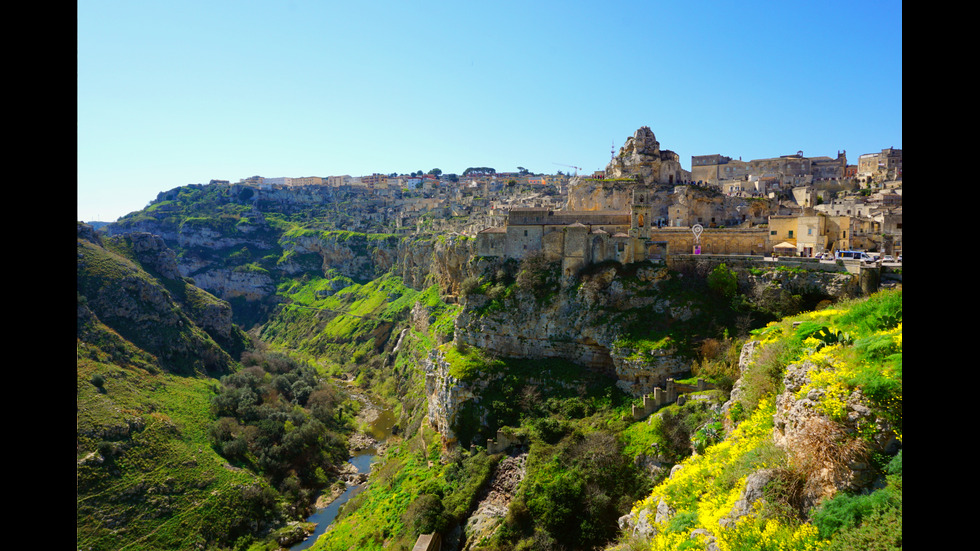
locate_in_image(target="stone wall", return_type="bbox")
[648,227,770,256]
[411,533,441,551]
[630,378,716,420]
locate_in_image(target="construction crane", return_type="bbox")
[552,163,582,175]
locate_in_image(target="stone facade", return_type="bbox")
[475,193,772,274]
[768,211,883,257]
[691,150,847,187]
[857,147,902,182]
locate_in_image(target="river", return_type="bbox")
[289,400,396,550]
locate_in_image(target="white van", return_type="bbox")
[834,250,875,263]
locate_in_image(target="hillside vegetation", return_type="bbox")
[78,182,901,551]
[76,224,358,550]
[617,289,902,551]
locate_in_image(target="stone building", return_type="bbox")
[767,211,882,256]
[857,148,902,183]
[475,188,769,278]
[691,150,847,187]
[475,126,779,274]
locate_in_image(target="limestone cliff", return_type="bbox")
[618,290,902,549]
[393,235,478,296]
[453,261,694,399]
[423,348,483,444]
[77,223,246,374]
[605,126,686,185]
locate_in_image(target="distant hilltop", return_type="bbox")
[197,125,898,192]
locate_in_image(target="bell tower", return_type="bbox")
[630,188,653,239]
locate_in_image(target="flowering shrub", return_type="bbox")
[629,399,824,549]
[719,514,824,551]
[625,289,902,550]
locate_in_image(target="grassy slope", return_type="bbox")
[252,273,459,550]
[305,284,901,551]
[77,320,272,551]
[77,231,280,550]
[623,288,902,551]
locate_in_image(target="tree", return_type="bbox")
[427,168,442,177]
[404,494,448,535]
[707,263,738,298]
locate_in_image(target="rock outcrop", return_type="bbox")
[461,453,528,551]
[454,263,693,399]
[772,359,899,503]
[423,348,484,444]
[77,223,240,374]
[605,126,686,185]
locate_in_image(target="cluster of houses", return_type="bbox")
[211,171,570,193]
[208,142,902,261]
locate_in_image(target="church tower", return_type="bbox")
[630,188,654,239]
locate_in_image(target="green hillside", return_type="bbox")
[618,289,902,551]
[77,183,902,551]
[76,225,357,550]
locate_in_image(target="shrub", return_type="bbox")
[666,509,699,533]
[784,416,867,500]
[707,263,737,298]
[514,252,559,300]
[486,282,507,301]
[460,276,482,296]
[403,494,448,535]
[812,485,901,540]
[737,338,793,412]
[692,337,741,390]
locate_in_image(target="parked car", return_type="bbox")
[834,250,876,263]
[882,255,895,263]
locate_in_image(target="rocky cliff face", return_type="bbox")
[77,223,244,374]
[605,126,685,185]
[453,262,694,399]
[109,203,477,323]
[423,347,492,445]
[460,452,527,551]
[773,358,900,503]
[393,235,477,296]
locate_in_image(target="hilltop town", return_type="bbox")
[81,125,903,551]
[197,126,902,261]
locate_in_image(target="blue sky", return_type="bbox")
[78,0,902,222]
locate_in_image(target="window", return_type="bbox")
[788,230,794,238]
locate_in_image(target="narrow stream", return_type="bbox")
[289,402,396,550]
